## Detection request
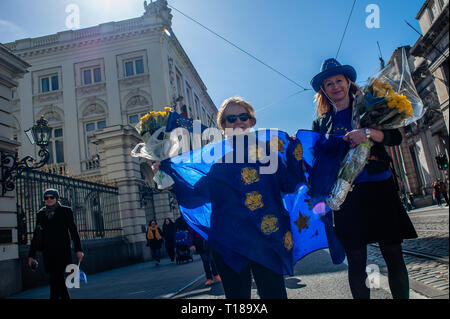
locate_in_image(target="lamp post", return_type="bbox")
[1,116,52,196]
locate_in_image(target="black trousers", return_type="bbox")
[49,271,70,300]
[442,191,449,206]
[345,243,409,299]
[200,248,218,280]
[165,241,175,262]
[212,250,287,299]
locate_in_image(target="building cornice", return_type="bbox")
[416,0,433,19]
[0,44,31,79]
[4,17,165,59]
[411,4,449,58]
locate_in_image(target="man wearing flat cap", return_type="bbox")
[28,188,84,299]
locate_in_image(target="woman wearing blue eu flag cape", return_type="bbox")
[310,58,417,299]
[207,97,304,299]
[154,96,307,299]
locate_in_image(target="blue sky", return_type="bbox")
[0,0,425,134]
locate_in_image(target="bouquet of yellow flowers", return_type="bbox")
[131,107,176,161]
[357,79,414,129]
[327,48,424,211]
[138,107,172,142]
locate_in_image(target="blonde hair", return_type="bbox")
[217,96,256,131]
[314,79,361,116]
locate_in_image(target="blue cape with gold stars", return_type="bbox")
[160,127,346,276]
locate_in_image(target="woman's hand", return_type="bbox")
[28,257,38,268]
[76,251,84,262]
[152,161,160,175]
[343,129,366,148]
[344,128,385,148]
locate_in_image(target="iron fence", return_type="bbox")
[16,168,121,244]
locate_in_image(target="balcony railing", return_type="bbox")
[81,157,100,172]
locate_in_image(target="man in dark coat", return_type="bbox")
[28,189,83,299]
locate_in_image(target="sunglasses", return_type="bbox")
[44,196,56,200]
[224,113,251,123]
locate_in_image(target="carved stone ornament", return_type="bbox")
[33,91,62,104]
[119,74,149,88]
[127,95,149,108]
[42,110,62,123]
[77,83,106,97]
[83,104,106,117]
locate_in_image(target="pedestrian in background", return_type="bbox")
[438,179,449,206]
[28,189,83,300]
[310,58,417,299]
[190,230,221,286]
[147,220,163,266]
[432,180,442,206]
[162,218,176,263]
[408,193,416,210]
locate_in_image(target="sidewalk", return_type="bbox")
[8,249,426,300]
[407,204,449,214]
[8,256,206,299]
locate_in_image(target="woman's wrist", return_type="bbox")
[362,128,384,143]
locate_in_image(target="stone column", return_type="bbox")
[91,125,150,261]
[0,45,30,298]
[146,35,170,110]
[61,60,82,173]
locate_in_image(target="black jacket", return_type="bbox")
[312,110,402,174]
[162,222,176,244]
[29,204,83,273]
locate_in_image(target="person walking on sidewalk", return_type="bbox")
[147,220,163,266]
[28,189,84,300]
[190,230,221,286]
[163,218,176,263]
[438,179,449,206]
[432,180,442,207]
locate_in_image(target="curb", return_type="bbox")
[408,205,449,214]
[409,277,449,299]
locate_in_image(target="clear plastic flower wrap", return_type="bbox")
[326,48,425,211]
[130,107,178,161]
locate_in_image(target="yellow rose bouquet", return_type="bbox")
[138,107,172,142]
[131,107,175,161]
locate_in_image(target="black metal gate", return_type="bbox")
[16,168,121,244]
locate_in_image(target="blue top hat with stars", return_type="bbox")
[310,58,357,92]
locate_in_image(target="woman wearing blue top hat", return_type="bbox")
[310,58,417,299]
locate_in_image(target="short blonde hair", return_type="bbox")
[217,96,256,131]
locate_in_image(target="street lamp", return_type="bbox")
[1,116,52,195]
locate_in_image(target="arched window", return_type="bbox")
[39,109,65,165]
[81,103,107,159]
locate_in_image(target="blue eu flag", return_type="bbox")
[165,111,208,133]
[161,129,346,276]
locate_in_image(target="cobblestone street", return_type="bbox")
[367,206,449,298]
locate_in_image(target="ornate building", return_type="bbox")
[0,44,30,298]
[389,0,449,207]
[411,0,449,132]
[5,0,218,261]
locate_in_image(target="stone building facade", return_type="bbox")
[386,0,449,207]
[5,0,217,261]
[0,44,30,298]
